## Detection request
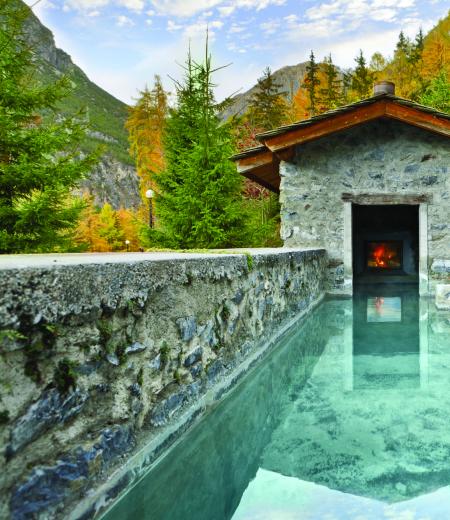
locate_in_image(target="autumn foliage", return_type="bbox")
[74,195,141,252]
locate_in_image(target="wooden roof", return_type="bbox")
[231,94,450,193]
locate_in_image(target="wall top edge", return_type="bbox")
[0,248,326,271]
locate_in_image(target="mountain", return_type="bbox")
[21,1,141,209]
[221,62,310,121]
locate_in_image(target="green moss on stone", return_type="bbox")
[160,342,170,366]
[0,410,9,425]
[137,368,144,387]
[244,252,254,271]
[54,358,78,393]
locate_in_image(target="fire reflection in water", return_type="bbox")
[367,297,402,323]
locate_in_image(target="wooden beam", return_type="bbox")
[342,193,432,205]
[385,103,450,138]
[242,166,280,193]
[235,148,273,173]
[262,101,387,152]
[275,147,295,162]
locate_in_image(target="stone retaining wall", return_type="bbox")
[0,249,326,519]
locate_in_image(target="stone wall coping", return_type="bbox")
[0,248,324,271]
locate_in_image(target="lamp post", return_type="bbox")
[145,189,154,228]
[125,239,130,252]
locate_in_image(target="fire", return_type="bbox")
[367,242,401,269]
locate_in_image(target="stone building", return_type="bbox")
[232,82,450,298]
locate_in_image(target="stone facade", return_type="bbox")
[279,119,450,295]
[0,249,326,519]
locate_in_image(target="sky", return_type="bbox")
[26,0,448,105]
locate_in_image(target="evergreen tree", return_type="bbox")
[319,54,341,111]
[153,44,244,248]
[248,67,287,130]
[410,28,425,63]
[0,0,97,253]
[419,70,450,113]
[302,50,320,116]
[396,31,411,55]
[342,69,353,104]
[352,50,375,99]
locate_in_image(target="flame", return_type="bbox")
[368,243,401,269]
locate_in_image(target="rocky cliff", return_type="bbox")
[21,0,141,209]
[221,62,310,121]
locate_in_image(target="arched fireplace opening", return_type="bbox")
[352,204,419,284]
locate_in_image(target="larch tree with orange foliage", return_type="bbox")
[74,195,110,252]
[318,54,342,112]
[289,85,309,122]
[116,208,141,251]
[421,14,449,83]
[126,76,168,205]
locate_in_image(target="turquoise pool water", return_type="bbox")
[103,287,450,520]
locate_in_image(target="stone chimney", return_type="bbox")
[373,81,395,96]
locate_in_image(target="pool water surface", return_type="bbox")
[103,286,450,520]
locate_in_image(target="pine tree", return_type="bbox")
[248,67,287,131]
[342,69,353,104]
[302,51,320,116]
[410,28,425,64]
[396,31,411,55]
[351,50,375,99]
[319,54,341,111]
[153,43,244,248]
[0,0,97,253]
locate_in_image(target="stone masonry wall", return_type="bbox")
[0,249,326,519]
[279,119,450,294]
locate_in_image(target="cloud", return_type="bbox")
[64,0,109,11]
[372,0,414,7]
[304,0,415,27]
[64,0,144,13]
[116,14,134,26]
[117,0,145,12]
[218,5,235,16]
[150,0,286,18]
[151,0,223,17]
[372,7,397,22]
[229,23,245,33]
[167,20,184,31]
[284,14,299,24]
[260,20,281,34]
[183,20,224,39]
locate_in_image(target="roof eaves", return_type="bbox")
[255,94,450,142]
[230,144,268,162]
